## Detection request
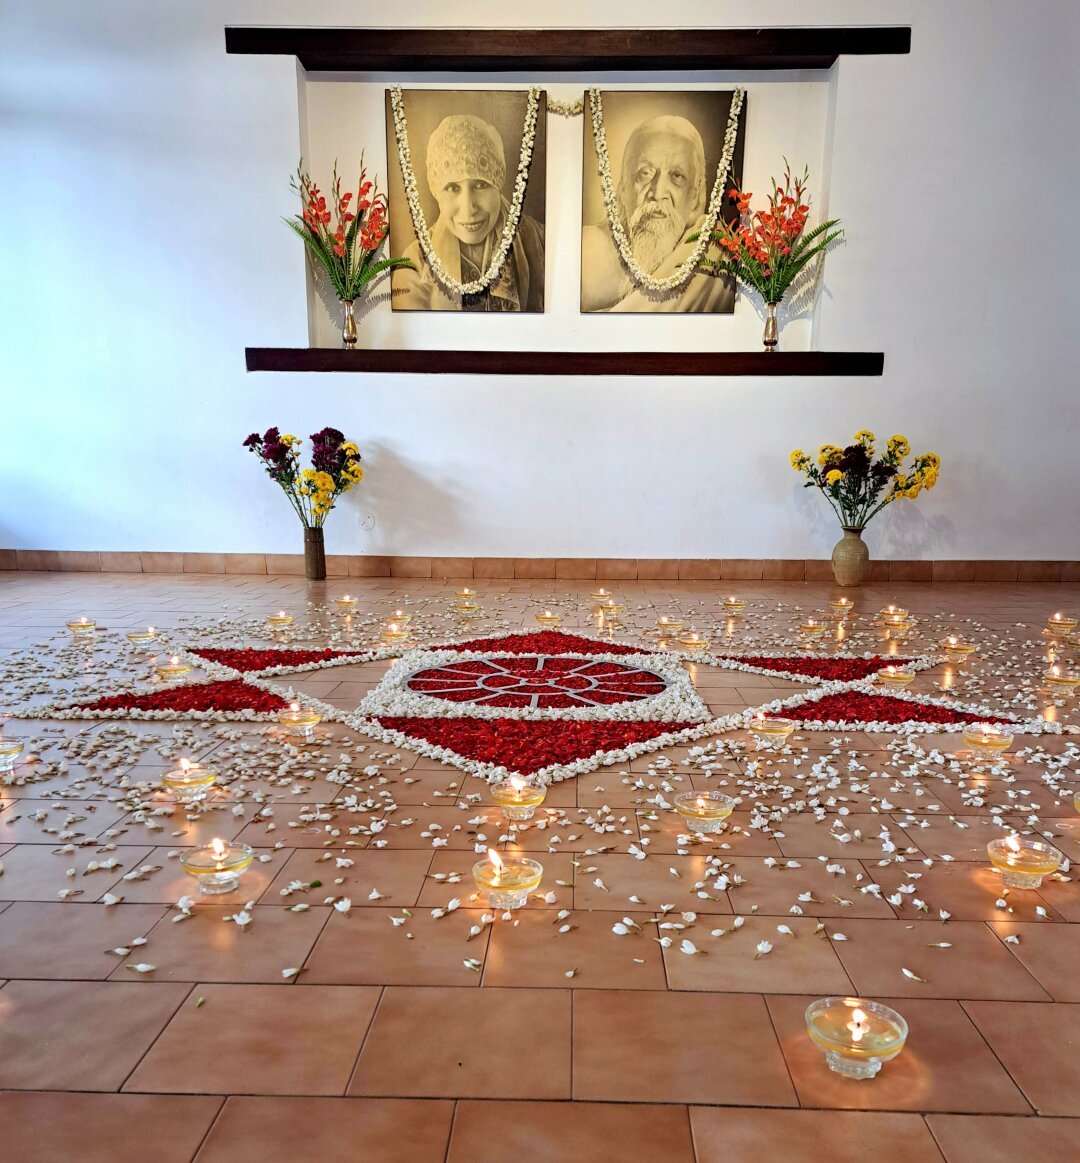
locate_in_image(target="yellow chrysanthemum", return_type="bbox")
[922,468,939,489]
[887,435,910,458]
[854,430,875,446]
[923,452,941,469]
[825,469,843,485]
[790,449,807,470]
[341,442,359,455]
[817,444,842,467]
[281,434,299,446]
[905,484,922,499]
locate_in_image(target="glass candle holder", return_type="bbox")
[156,655,192,683]
[749,715,796,749]
[941,637,977,664]
[66,617,96,640]
[1047,612,1078,634]
[472,849,543,909]
[492,777,547,821]
[829,597,854,618]
[180,837,254,895]
[987,835,1062,889]
[805,997,908,1080]
[277,702,323,741]
[381,622,410,644]
[656,616,684,635]
[879,605,909,624]
[0,736,25,774]
[591,588,611,603]
[598,600,622,620]
[125,627,157,650]
[799,618,828,640]
[722,596,748,614]
[267,610,293,629]
[333,595,359,613]
[161,758,218,801]
[388,608,411,626]
[456,587,476,600]
[678,631,708,651]
[876,665,916,689]
[673,791,735,833]
[534,609,562,627]
[1045,666,1080,696]
[961,723,1014,761]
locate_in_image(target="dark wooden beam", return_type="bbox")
[225,26,910,72]
[244,349,884,376]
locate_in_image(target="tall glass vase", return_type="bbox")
[341,299,357,349]
[304,526,326,581]
[763,302,779,353]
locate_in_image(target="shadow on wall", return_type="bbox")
[792,484,955,559]
[345,439,464,553]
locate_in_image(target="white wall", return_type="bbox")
[2,0,1078,561]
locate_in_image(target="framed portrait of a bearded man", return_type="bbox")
[385,88,547,312]
[581,90,746,314]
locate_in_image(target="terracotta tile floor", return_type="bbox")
[1,570,1079,1161]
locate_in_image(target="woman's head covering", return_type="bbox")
[426,115,506,193]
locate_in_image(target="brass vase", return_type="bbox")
[831,526,869,588]
[341,300,357,349]
[304,526,326,581]
[763,302,779,352]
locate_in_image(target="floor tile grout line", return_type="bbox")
[185,1093,229,1163]
[115,981,197,1094]
[341,983,387,1096]
[957,997,1039,1116]
[919,1114,954,1163]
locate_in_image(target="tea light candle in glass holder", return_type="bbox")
[389,608,412,626]
[598,599,622,620]
[156,655,192,683]
[678,630,708,652]
[941,636,977,664]
[656,615,684,636]
[492,775,547,821]
[591,587,611,603]
[161,757,218,801]
[381,621,410,645]
[1044,665,1080,696]
[799,617,828,640]
[749,713,796,749]
[722,596,748,615]
[879,605,909,626]
[452,591,479,614]
[876,665,916,689]
[534,609,561,627]
[961,722,1014,761]
[805,997,908,1080]
[987,834,1062,889]
[180,836,254,895]
[0,736,25,774]
[472,848,543,909]
[66,616,96,640]
[125,626,157,650]
[277,701,323,741]
[333,594,359,613]
[267,610,293,630]
[1047,612,1078,635]
[673,791,735,833]
[829,597,854,618]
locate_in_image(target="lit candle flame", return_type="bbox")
[147,626,155,635]
[848,1007,867,1043]
[179,758,191,773]
[388,623,399,632]
[290,702,299,713]
[510,776,526,793]
[210,837,227,861]
[170,655,179,666]
[696,796,706,812]
[394,609,404,617]
[487,848,504,884]
[277,610,286,618]
[1006,835,1022,853]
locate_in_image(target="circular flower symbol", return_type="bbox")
[405,656,668,709]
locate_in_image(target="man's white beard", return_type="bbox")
[627,201,683,273]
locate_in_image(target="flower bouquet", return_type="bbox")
[243,427,364,580]
[285,159,414,348]
[790,431,941,586]
[695,163,841,351]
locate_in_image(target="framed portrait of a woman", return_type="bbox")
[385,88,547,312]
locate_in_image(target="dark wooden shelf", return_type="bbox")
[244,349,884,376]
[224,26,910,73]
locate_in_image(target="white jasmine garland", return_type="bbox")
[588,86,745,293]
[390,84,541,298]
